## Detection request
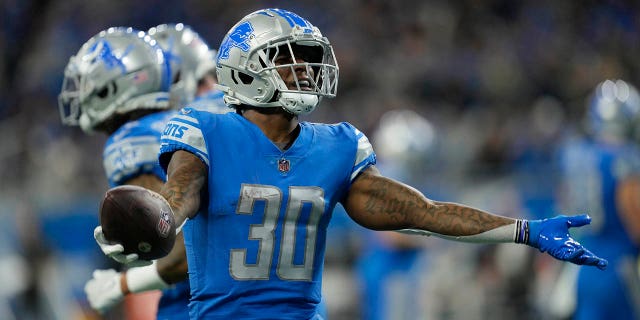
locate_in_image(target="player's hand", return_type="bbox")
[84,269,124,314]
[528,214,608,270]
[94,226,152,267]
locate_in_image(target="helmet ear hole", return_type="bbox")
[96,81,118,99]
[231,70,254,85]
[238,72,253,85]
[97,86,109,98]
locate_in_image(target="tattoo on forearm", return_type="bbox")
[427,201,511,235]
[161,153,206,222]
[361,174,512,235]
[363,178,423,222]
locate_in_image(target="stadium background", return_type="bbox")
[0,0,638,319]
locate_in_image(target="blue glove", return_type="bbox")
[527,214,607,270]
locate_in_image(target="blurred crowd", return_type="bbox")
[1,0,639,319]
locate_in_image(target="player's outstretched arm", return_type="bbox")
[343,166,608,270]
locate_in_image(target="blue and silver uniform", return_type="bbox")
[103,110,191,320]
[559,137,640,320]
[159,109,376,319]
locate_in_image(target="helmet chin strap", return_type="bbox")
[279,92,319,115]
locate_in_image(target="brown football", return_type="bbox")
[99,185,176,260]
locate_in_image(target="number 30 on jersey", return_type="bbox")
[230,184,324,281]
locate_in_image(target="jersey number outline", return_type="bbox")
[230,184,324,281]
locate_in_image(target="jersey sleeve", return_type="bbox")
[348,124,376,182]
[159,108,210,173]
[103,134,164,187]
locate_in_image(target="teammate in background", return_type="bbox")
[556,79,640,320]
[58,25,218,319]
[149,23,227,114]
[189,48,228,113]
[58,27,176,319]
[148,23,211,110]
[96,9,606,319]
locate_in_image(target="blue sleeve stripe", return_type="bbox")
[354,135,374,165]
[351,154,376,182]
[161,120,208,156]
[350,126,376,182]
[161,132,208,157]
[171,114,201,127]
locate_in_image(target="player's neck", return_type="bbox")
[243,109,300,150]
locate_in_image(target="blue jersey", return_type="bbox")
[559,137,640,320]
[103,110,191,320]
[159,109,376,319]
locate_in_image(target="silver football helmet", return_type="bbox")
[148,23,212,108]
[195,48,218,83]
[585,79,640,142]
[58,27,171,133]
[216,8,339,115]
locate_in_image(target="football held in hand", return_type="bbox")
[99,185,176,260]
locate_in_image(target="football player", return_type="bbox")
[96,8,607,319]
[556,79,640,319]
[58,27,177,318]
[147,23,226,114]
[189,48,228,113]
[59,25,221,319]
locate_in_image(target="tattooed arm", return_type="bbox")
[342,166,517,241]
[342,166,608,269]
[160,150,208,228]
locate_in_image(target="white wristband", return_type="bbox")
[176,218,188,234]
[397,223,517,244]
[125,261,170,293]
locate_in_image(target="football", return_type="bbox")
[99,185,176,261]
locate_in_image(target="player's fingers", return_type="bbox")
[596,259,608,270]
[571,249,608,270]
[94,226,105,241]
[562,247,583,260]
[125,253,139,262]
[122,253,144,265]
[577,256,607,270]
[125,255,152,267]
[566,214,591,228]
[103,244,125,256]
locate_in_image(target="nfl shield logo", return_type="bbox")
[278,158,290,173]
[157,210,171,238]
